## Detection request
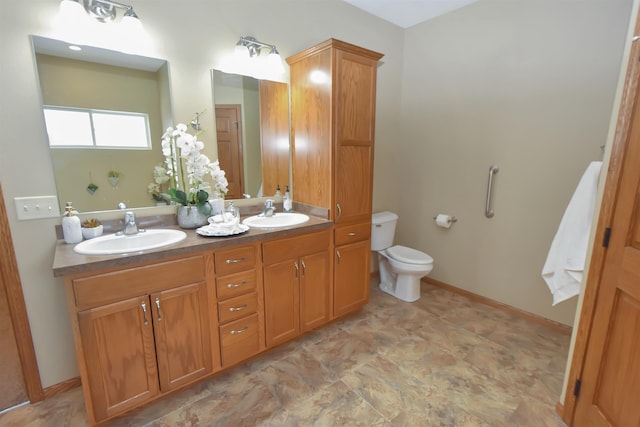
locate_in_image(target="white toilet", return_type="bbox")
[371,211,434,302]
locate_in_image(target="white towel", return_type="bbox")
[542,161,602,305]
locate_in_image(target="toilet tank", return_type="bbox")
[371,211,398,250]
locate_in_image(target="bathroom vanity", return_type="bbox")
[53,217,336,425]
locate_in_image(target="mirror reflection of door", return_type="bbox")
[215,105,245,199]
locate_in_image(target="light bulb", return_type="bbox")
[234,43,249,59]
[59,0,85,20]
[268,51,285,74]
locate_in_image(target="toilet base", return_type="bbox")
[379,276,421,302]
[377,254,425,302]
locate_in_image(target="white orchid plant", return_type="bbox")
[159,123,228,215]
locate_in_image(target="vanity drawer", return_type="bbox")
[215,270,257,300]
[218,292,257,324]
[263,229,330,265]
[335,222,371,246]
[72,255,206,309]
[220,313,259,367]
[214,245,257,276]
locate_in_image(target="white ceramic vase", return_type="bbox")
[177,204,209,229]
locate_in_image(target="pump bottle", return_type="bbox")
[62,202,82,244]
[283,186,293,212]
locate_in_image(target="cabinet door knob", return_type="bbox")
[301,259,307,276]
[294,261,299,278]
[336,203,342,219]
[141,301,149,326]
[154,297,162,321]
[336,250,341,264]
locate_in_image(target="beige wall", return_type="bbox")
[396,0,633,326]
[0,0,632,389]
[0,0,403,388]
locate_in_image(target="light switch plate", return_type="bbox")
[14,196,60,220]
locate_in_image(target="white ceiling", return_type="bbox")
[342,0,479,28]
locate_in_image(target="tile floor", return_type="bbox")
[0,281,571,426]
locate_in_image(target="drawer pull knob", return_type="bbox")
[227,280,247,289]
[229,304,248,312]
[348,232,356,237]
[230,326,249,335]
[226,256,247,264]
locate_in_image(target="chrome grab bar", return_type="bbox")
[485,165,499,218]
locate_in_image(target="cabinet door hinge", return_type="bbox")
[573,379,582,398]
[603,227,612,248]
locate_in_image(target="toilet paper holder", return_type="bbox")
[433,215,457,224]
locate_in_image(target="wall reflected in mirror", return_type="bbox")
[212,70,290,199]
[32,35,172,213]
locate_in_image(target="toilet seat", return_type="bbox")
[386,245,433,265]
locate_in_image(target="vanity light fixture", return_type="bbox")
[234,36,285,73]
[59,0,141,24]
[56,0,149,53]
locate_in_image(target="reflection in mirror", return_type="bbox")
[212,70,290,199]
[32,35,172,213]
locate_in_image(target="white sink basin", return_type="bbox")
[73,229,187,255]
[242,212,310,229]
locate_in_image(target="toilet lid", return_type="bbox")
[387,245,433,265]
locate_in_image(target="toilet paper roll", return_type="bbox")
[435,214,453,229]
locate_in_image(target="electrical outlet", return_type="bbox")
[13,196,61,220]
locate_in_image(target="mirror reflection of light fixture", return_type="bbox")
[234,36,285,74]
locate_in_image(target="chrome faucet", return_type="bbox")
[260,199,276,217]
[123,211,139,235]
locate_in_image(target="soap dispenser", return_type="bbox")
[62,202,82,244]
[274,185,282,197]
[283,186,293,212]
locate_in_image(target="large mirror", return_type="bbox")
[32,35,173,213]
[211,70,290,199]
[32,35,291,213]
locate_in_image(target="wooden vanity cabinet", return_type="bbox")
[334,224,371,317]
[262,230,331,347]
[214,244,264,367]
[66,254,215,425]
[287,39,383,319]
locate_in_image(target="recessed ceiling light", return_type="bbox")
[68,45,82,51]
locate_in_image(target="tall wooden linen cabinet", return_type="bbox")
[287,39,384,318]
